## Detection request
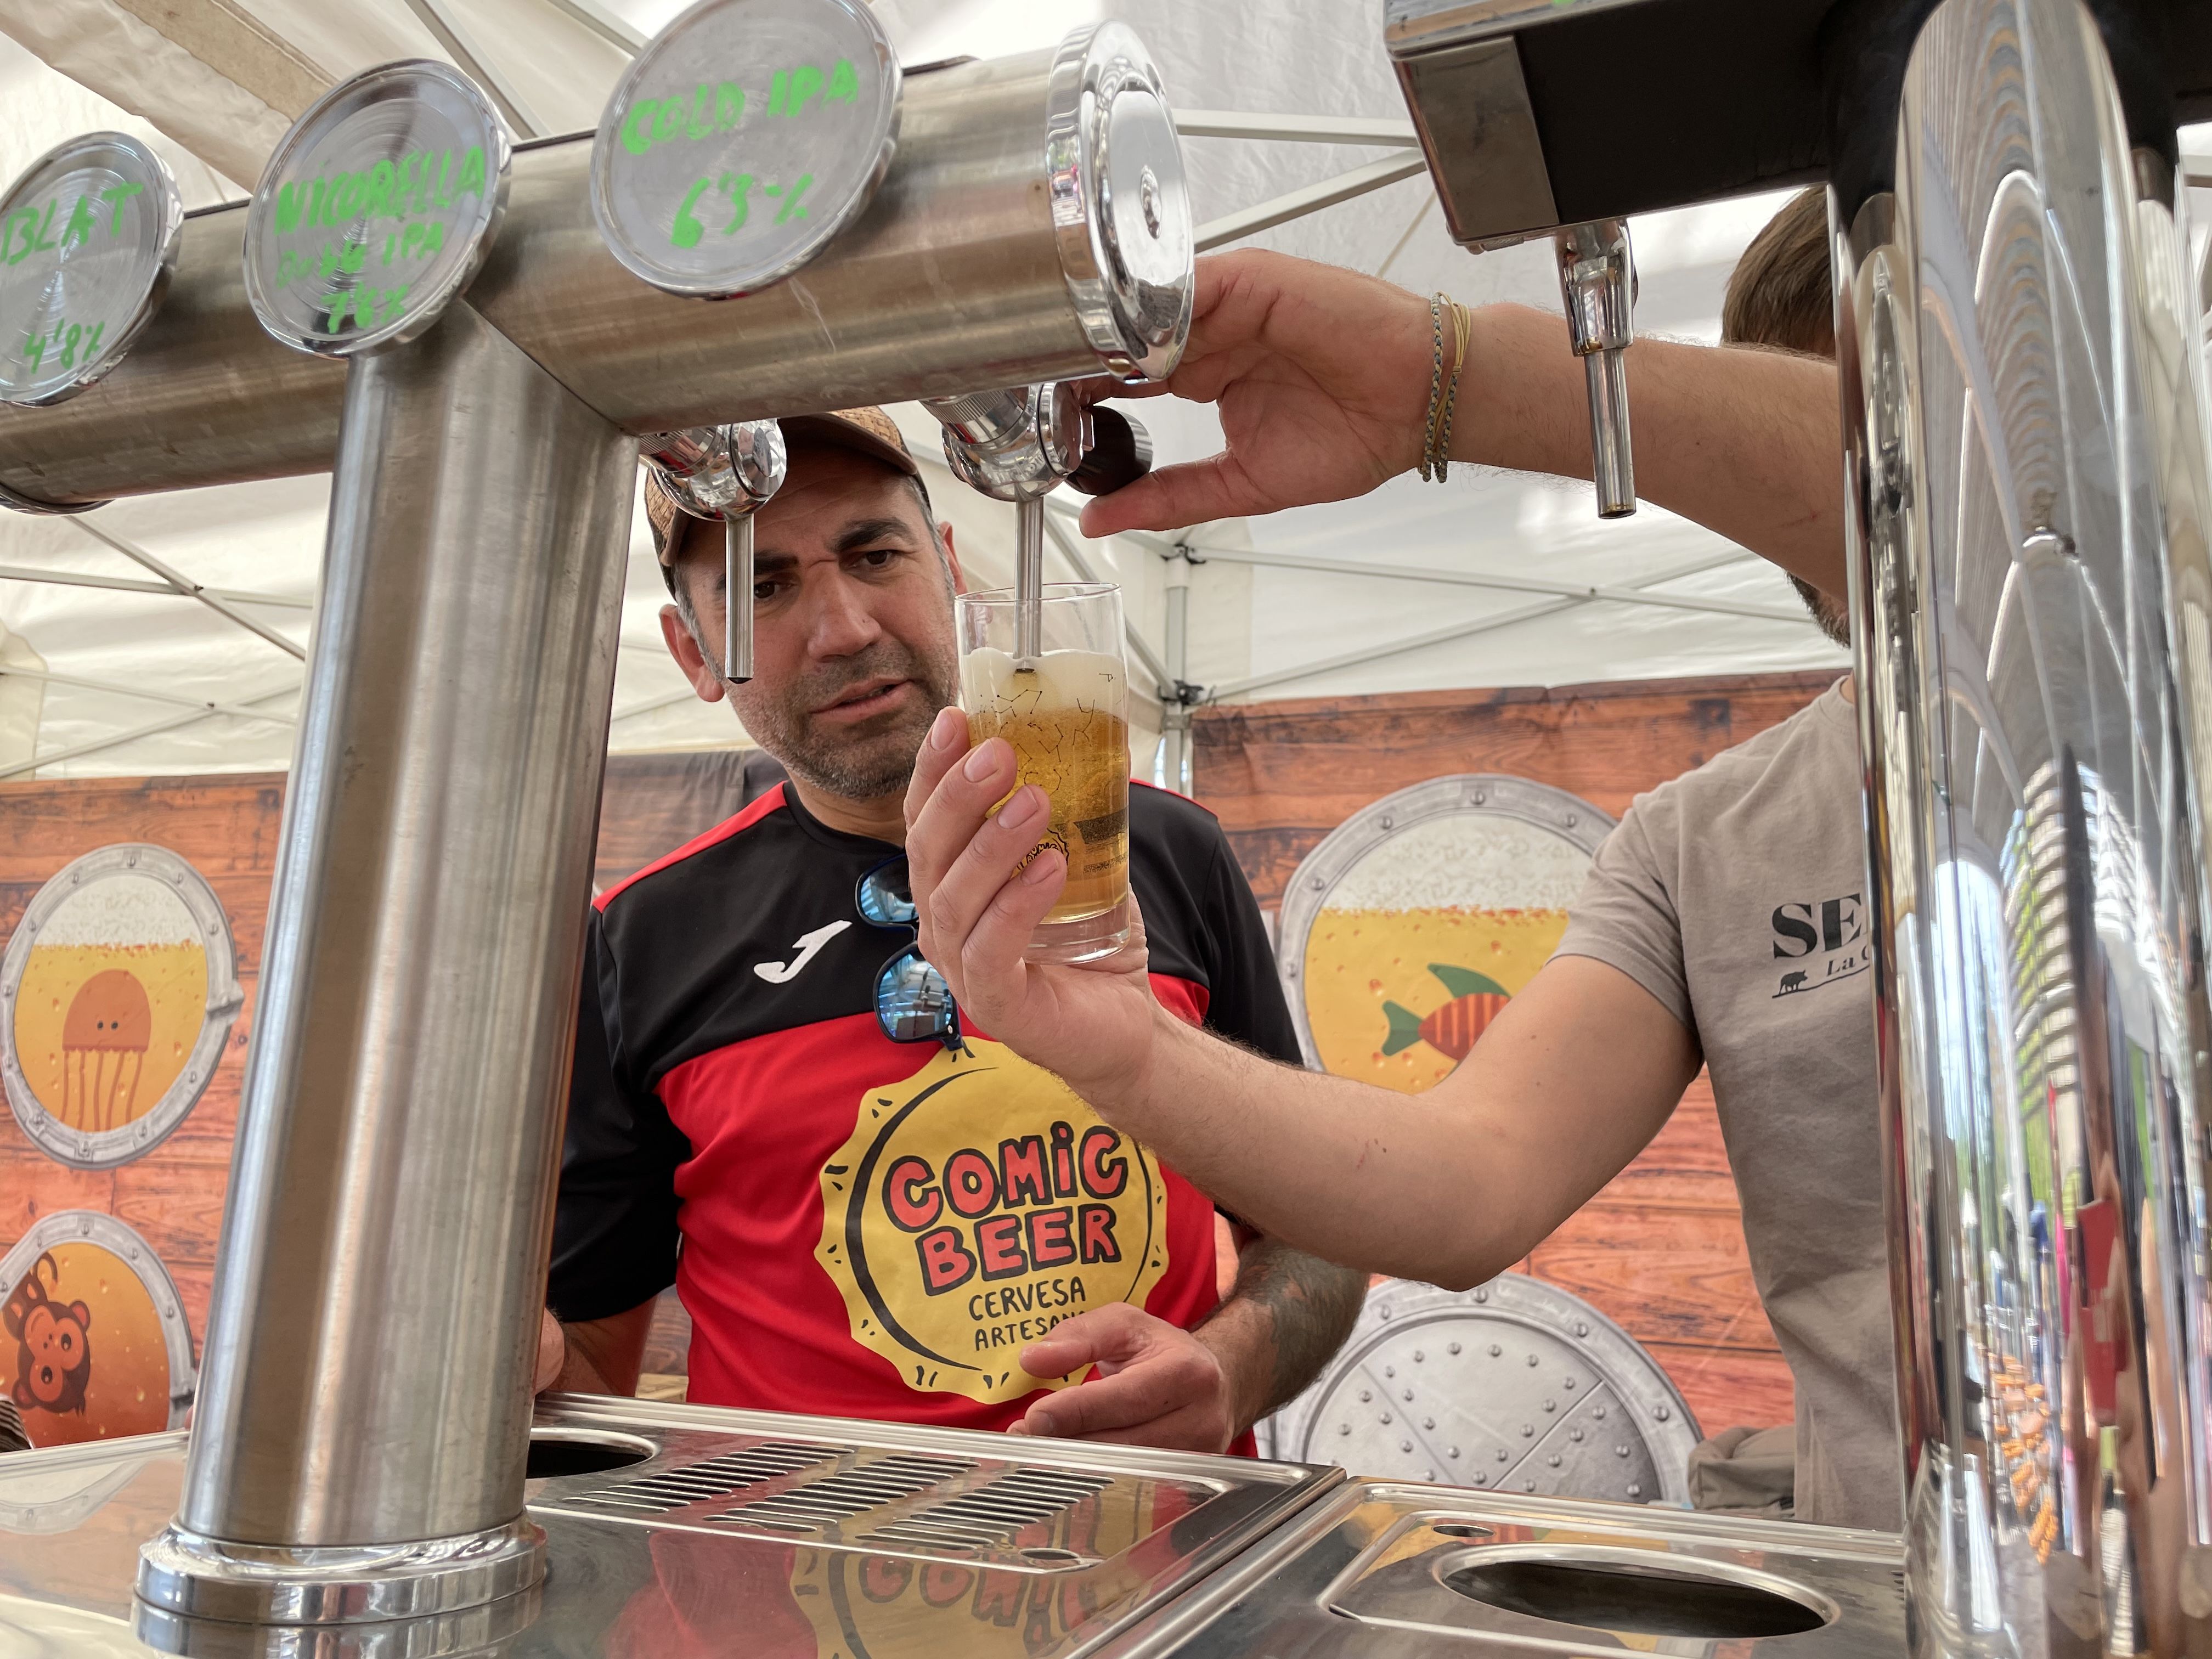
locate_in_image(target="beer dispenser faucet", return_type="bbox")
[1554,218,1637,519]
[926,383,1152,667]
[639,420,789,682]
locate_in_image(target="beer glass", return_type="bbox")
[955,583,1130,963]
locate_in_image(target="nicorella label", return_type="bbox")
[244,59,510,357]
[0,133,183,408]
[591,0,900,299]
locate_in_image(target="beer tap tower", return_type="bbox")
[1388,0,2212,1652]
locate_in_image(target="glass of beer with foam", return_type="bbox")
[956,583,1130,963]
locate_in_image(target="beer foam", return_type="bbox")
[32,873,200,947]
[961,647,1124,715]
[1322,814,1592,912]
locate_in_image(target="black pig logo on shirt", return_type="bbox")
[816,1038,1170,1404]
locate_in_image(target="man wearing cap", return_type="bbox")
[534,408,1364,1453]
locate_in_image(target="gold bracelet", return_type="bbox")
[1433,301,1472,479]
[1419,294,1470,482]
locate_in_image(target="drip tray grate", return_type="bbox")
[859,1466,1114,1556]
[707,1451,977,1536]
[554,1440,831,1516]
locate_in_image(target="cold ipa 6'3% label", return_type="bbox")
[961,647,1130,928]
[590,0,900,298]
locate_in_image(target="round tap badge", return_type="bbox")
[592,0,901,298]
[1276,777,1613,1093]
[244,59,510,356]
[0,132,183,407]
[2,844,241,1169]
[0,1211,195,1451]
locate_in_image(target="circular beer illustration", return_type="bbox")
[1276,776,1612,1093]
[2,844,240,1167]
[0,1211,195,1451]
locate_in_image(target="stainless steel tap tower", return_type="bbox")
[0,21,1190,1639]
[1391,0,2212,1653]
[1837,4,2212,1653]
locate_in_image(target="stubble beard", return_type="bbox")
[732,638,960,802]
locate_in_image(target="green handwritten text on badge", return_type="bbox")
[269,146,487,237]
[618,57,860,159]
[3,182,146,268]
[18,317,106,374]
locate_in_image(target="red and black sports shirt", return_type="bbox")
[549,778,1300,1434]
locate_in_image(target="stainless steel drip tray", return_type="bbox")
[1096,1480,1906,1659]
[529,1393,1323,1576]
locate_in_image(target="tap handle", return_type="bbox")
[1067,407,1153,498]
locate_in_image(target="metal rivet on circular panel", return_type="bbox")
[245,60,510,356]
[591,0,900,300]
[0,132,183,408]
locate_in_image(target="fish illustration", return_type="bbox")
[1381,963,1512,1060]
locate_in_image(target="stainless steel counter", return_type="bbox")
[0,1396,1912,1658]
[1096,1480,1906,1659]
[0,1394,1338,1656]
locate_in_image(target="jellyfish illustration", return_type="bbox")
[61,969,151,1131]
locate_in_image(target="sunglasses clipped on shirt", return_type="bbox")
[855,855,962,1050]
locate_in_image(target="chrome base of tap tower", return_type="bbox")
[134,1516,544,1628]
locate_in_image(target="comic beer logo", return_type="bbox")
[2,844,241,1168]
[817,1039,1168,1403]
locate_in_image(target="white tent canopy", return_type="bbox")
[0,0,2202,781]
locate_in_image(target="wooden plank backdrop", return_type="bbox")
[0,668,1831,1445]
[1190,669,1840,1436]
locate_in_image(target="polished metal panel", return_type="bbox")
[1386,37,1558,250]
[1255,1275,1701,1505]
[1092,1479,1906,1659]
[0,42,1184,505]
[151,301,633,1571]
[0,1399,1342,1657]
[1837,0,2212,1653]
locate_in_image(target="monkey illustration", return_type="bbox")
[4,1251,93,1415]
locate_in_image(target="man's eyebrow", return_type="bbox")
[832,517,924,554]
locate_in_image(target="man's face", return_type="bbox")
[663,444,962,802]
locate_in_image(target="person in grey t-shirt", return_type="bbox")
[903,205,1900,1530]
[1549,189,1898,1531]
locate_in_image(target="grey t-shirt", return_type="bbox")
[1554,680,1902,1532]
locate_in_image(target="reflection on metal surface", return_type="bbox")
[639,420,786,681]
[1,844,242,1169]
[1092,1480,1906,1659]
[1836,0,2212,1654]
[0,1398,1340,1658]
[1256,1275,1700,1504]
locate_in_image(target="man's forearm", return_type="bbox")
[1197,1238,1365,1432]
[1458,304,1845,601]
